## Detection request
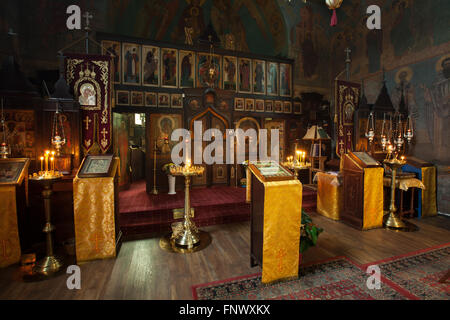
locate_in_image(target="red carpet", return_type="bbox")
[192,257,408,300]
[119,181,317,236]
[192,244,450,300]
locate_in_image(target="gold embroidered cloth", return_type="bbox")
[363,167,384,230]
[316,172,342,221]
[248,168,302,284]
[0,186,21,268]
[383,177,425,191]
[421,167,437,217]
[73,159,118,262]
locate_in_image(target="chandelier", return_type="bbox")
[207,35,217,88]
[365,111,414,160]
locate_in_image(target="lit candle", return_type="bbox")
[45,150,50,172]
[296,150,301,162]
[40,156,44,172]
[50,157,54,171]
[401,156,405,162]
[186,159,191,168]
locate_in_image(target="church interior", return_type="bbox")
[0,0,449,302]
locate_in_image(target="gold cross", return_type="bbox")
[101,128,108,140]
[83,116,92,130]
[90,233,103,253]
[276,248,287,273]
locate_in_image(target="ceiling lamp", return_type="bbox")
[326,0,343,26]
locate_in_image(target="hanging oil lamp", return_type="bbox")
[326,0,344,26]
[380,113,387,151]
[51,102,66,156]
[365,111,375,143]
[207,35,216,87]
[394,113,404,151]
[404,114,414,144]
[0,98,10,159]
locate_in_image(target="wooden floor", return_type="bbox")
[1,213,449,300]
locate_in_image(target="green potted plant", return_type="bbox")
[162,163,176,195]
[300,209,323,255]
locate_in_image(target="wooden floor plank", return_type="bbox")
[0,214,449,300]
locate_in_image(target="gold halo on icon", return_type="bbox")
[435,53,450,72]
[395,66,413,84]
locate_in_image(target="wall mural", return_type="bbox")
[104,0,288,57]
[0,110,35,158]
[363,53,450,163]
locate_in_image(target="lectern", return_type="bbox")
[342,152,384,230]
[248,161,302,284]
[0,158,29,268]
[402,156,437,218]
[73,156,121,262]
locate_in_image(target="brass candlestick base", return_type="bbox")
[383,158,418,232]
[29,175,64,276]
[33,255,63,276]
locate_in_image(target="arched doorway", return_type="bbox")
[189,107,229,187]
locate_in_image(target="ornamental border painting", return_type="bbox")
[223,56,237,91]
[116,90,129,106]
[253,60,266,95]
[283,101,292,114]
[197,53,222,89]
[142,45,160,87]
[179,50,195,88]
[280,63,292,97]
[171,94,183,109]
[294,101,302,115]
[122,43,141,85]
[234,98,244,111]
[238,58,252,93]
[265,100,273,113]
[102,40,121,84]
[255,99,265,113]
[145,92,157,107]
[266,62,279,96]
[274,100,283,113]
[245,98,255,112]
[161,48,178,88]
[158,93,170,108]
[131,91,144,106]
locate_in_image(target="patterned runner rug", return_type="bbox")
[192,257,407,300]
[192,243,450,300]
[361,243,450,300]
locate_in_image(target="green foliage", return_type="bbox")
[162,163,175,175]
[300,210,323,254]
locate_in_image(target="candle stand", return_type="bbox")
[169,164,205,248]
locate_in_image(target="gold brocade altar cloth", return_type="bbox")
[249,168,303,284]
[0,186,21,268]
[363,167,384,230]
[73,159,119,263]
[383,177,425,191]
[316,172,342,221]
